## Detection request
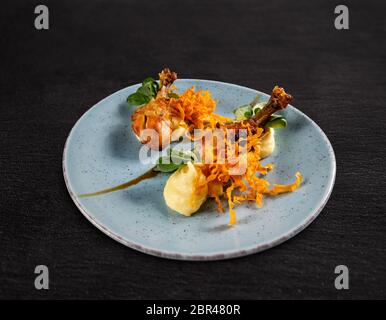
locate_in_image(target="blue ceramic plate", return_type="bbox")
[63,80,336,260]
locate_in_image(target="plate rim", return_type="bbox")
[63,79,336,261]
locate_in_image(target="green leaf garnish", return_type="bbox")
[127,92,150,105]
[265,115,287,128]
[252,102,265,115]
[154,159,182,173]
[167,92,180,99]
[127,77,160,106]
[234,102,266,120]
[233,104,252,121]
[244,110,253,118]
[154,149,197,173]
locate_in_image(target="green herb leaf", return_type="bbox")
[154,158,182,173]
[244,110,253,118]
[265,115,287,128]
[252,102,265,115]
[154,149,197,173]
[167,92,180,99]
[170,149,197,164]
[127,92,151,105]
[142,77,156,85]
[127,77,160,106]
[233,104,253,120]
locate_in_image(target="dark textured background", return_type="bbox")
[1,0,385,299]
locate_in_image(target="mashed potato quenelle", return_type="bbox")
[260,128,275,159]
[163,162,208,216]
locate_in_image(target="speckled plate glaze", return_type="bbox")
[63,79,336,260]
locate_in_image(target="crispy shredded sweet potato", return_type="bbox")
[198,127,302,225]
[169,86,302,225]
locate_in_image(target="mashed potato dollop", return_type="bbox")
[260,128,275,158]
[163,162,208,216]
